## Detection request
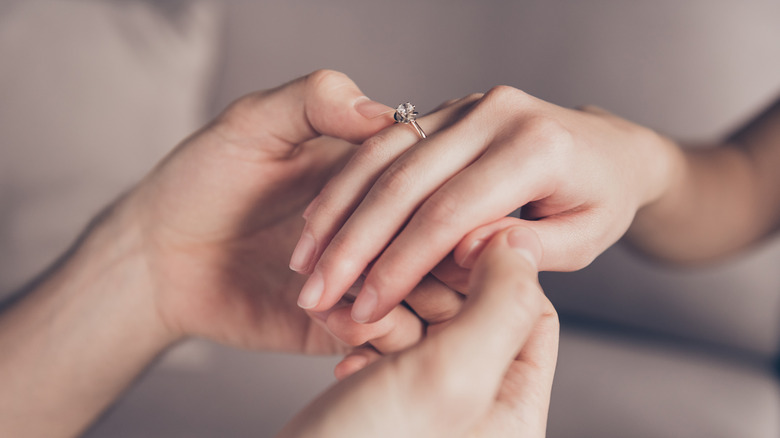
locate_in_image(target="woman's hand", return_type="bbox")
[280,227,559,438]
[292,88,683,323]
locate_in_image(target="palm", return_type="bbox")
[135,115,355,355]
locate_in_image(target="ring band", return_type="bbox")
[394,102,427,139]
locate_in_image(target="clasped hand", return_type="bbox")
[120,70,563,437]
[293,85,678,326]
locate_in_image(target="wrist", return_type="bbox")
[0,194,179,437]
[75,194,183,349]
[635,128,688,210]
[626,129,691,253]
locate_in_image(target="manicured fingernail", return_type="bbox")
[335,355,368,380]
[457,239,485,269]
[308,299,348,322]
[297,270,324,309]
[289,232,316,272]
[302,195,320,221]
[351,286,377,323]
[507,227,542,269]
[348,355,369,369]
[344,355,368,374]
[355,96,393,119]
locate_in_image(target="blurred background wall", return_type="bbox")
[1,1,779,436]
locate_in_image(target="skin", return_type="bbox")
[286,86,780,436]
[626,96,780,262]
[293,88,682,323]
[0,70,560,438]
[0,70,412,437]
[294,86,780,325]
[281,227,559,438]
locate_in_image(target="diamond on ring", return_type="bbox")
[394,102,418,124]
[394,102,427,139]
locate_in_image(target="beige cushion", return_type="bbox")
[549,329,780,438]
[544,238,780,358]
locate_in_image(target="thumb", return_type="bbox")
[219,69,394,146]
[421,227,546,394]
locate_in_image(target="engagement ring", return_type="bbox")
[394,102,427,139]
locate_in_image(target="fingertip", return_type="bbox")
[334,355,368,381]
[350,285,378,323]
[454,238,486,269]
[505,226,543,270]
[289,232,317,274]
[453,217,526,269]
[305,70,394,143]
[355,96,394,120]
[297,270,324,309]
[471,226,543,282]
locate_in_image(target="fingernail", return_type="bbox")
[297,270,324,309]
[457,239,485,269]
[302,195,320,221]
[507,227,542,269]
[348,355,369,370]
[289,232,316,272]
[308,299,349,322]
[351,285,377,323]
[355,97,393,119]
[335,355,368,381]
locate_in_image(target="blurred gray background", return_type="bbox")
[1,0,779,436]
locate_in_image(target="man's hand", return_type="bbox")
[280,226,559,438]
[128,69,397,353]
[0,70,400,438]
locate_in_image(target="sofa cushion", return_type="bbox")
[549,328,780,438]
[543,239,780,359]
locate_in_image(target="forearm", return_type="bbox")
[0,201,177,437]
[627,97,780,263]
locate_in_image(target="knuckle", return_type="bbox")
[357,132,393,164]
[521,115,576,161]
[464,92,485,102]
[420,306,459,325]
[418,192,461,229]
[214,93,263,136]
[483,85,528,106]
[376,161,417,199]
[305,69,347,92]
